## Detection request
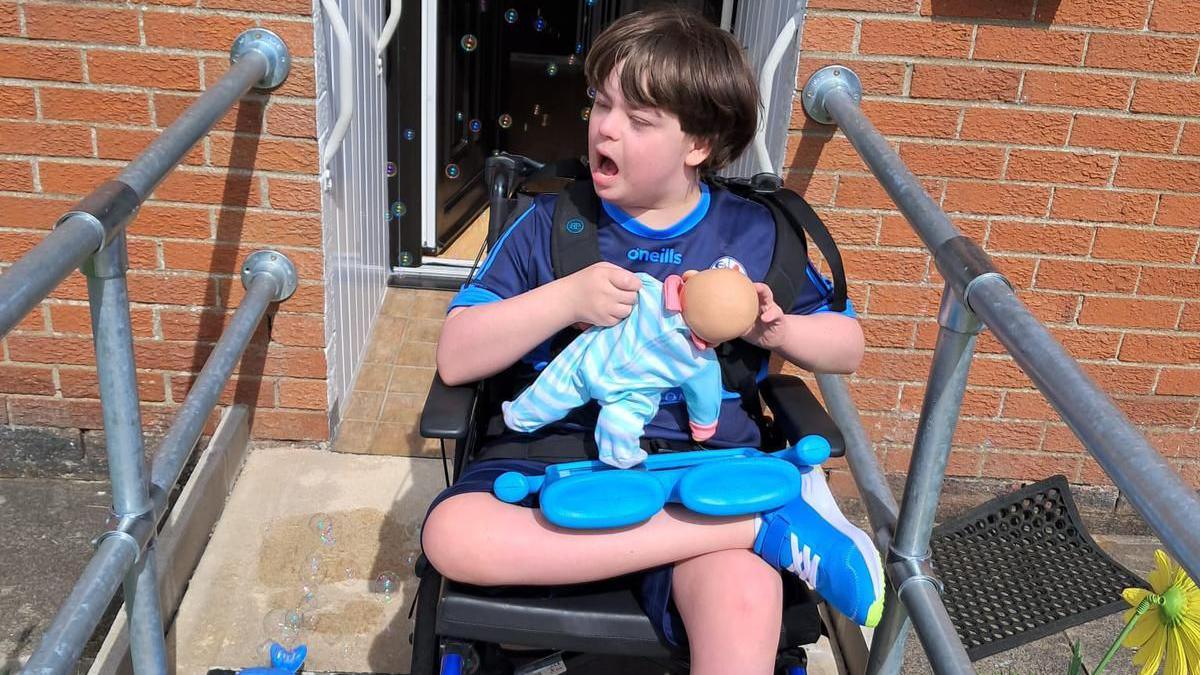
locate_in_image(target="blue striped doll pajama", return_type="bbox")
[502,273,725,469]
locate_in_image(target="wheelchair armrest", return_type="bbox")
[760,374,846,458]
[419,372,481,440]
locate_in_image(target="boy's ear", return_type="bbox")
[684,135,713,169]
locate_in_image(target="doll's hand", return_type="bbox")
[742,283,788,350]
[566,262,642,328]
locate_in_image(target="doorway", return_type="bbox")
[384,0,731,278]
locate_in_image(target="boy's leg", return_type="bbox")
[422,493,756,586]
[754,468,886,627]
[672,550,782,675]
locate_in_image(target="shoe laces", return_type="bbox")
[785,534,821,589]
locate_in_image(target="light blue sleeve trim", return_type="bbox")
[448,285,503,311]
[474,203,537,280]
[804,264,857,318]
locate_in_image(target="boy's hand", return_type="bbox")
[566,262,642,328]
[742,283,789,350]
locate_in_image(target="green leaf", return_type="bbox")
[1066,639,1084,675]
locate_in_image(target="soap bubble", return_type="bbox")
[300,551,328,585]
[256,639,275,662]
[403,128,416,141]
[504,8,518,23]
[567,54,577,66]
[460,34,478,52]
[263,608,304,648]
[498,113,512,129]
[469,118,482,133]
[384,162,396,178]
[587,0,596,5]
[375,571,400,602]
[445,163,460,179]
[391,201,407,217]
[532,103,541,115]
[308,513,334,545]
[384,209,392,222]
[546,63,558,77]
[455,111,464,121]
[300,585,319,611]
[576,42,584,54]
[586,86,596,99]
[580,107,591,121]
[534,17,546,32]
[403,550,419,569]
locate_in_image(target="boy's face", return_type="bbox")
[587,67,711,210]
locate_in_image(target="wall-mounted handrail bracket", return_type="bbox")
[230,28,292,91]
[802,65,862,126]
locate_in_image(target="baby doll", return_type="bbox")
[502,268,759,468]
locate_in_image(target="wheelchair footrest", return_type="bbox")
[930,475,1147,661]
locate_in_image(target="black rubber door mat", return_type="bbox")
[930,475,1148,661]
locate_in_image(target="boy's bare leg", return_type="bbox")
[673,550,783,675]
[421,493,757,586]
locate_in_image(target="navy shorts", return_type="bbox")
[423,458,688,648]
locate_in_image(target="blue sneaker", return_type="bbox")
[753,468,885,627]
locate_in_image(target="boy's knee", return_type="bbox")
[420,496,487,583]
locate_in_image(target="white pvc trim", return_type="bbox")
[753,13,801,175]
[374,0,401,74]
[319,0,354,191]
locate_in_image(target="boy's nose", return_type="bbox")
[595,111,622,140]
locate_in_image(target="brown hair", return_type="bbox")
[584,6,759,173]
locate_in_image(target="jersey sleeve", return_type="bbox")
[448,195,554,311]
[786,260,857,318]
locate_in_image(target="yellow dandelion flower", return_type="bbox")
[1119,550,1200,675]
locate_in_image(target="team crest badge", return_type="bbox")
[711,256,746,274]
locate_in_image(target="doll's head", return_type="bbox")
[667,268,758,347]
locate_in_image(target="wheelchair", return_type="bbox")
[412,154,852,675]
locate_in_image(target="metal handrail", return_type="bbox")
[5,30,296,675]
[800,64,1200,674]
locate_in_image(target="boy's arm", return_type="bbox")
[437,282,575,386]
[437,263,643,386]
[742,283,864,374]
[768,312,864,374]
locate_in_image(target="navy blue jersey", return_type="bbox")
[449,181,855,448]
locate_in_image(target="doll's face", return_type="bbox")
[679,269,758,345]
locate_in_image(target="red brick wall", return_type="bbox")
[789,0,1200,490]
[0,1,327,444]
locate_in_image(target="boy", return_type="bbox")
[423,8,883,673]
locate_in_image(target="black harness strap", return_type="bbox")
[550,179,604,278]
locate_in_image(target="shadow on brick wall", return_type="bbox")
[782,116,834,198]
[925,0,1060,23]
[189,100,271,433]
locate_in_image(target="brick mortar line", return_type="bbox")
[18,0,312,21]
[804,8,1198,41]
[0,37,316,62]
[7,155,320,179]
[803,49,1200,82]
[803,170,1200,200]
[0,118,320,145]
[0,190,322,216]
[0,77,316,105]
[844,94,1200,125]
[862,313,1200,341]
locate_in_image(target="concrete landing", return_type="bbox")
[169,447,446,674]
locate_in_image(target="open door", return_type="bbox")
[386,0,728,271]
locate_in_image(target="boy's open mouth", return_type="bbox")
[596,152,619,177]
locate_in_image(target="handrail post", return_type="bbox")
[866,286,981,675]
[81,233,168,674]
[15,30,293,674]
